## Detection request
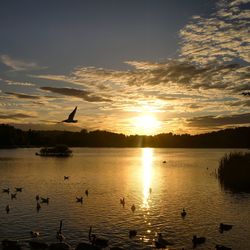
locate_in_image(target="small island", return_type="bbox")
[35,145,73,157]
[218,152,250,192]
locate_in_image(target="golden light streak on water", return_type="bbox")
[142,148,154,208]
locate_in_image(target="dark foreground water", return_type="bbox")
[0,148,250,249]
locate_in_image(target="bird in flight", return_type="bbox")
[62,106,78,123]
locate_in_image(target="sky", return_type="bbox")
[0,0,249,135]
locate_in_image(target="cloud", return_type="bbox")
[0,55,45,71]
[40,87,111,102]
[0,113,36,119]
[179,0,250,65]
[4,79,35,86]
[4,92,40,100]
[187,113,250,127]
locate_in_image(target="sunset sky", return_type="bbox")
[0,0,249,135]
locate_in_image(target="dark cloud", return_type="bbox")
[187,113,250,127]
[40,87,110,102]
[0,113,36,119]
[4,92,40,99]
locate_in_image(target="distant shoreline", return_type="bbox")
[1,124,250,148]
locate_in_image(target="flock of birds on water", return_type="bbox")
[1,174,234,250]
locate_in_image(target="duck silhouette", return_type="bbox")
[181,208,187,218]
[62,106,78,123]
[219,223,233,233]
[216,244,232,250]
[89,226,109,248]
[192,235,206,248]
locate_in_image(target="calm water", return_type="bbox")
[0,148,250,249]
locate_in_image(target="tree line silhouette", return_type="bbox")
[0,124,250,148]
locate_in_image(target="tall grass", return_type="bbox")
[218,152,250,192]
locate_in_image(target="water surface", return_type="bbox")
[0,148,249,249]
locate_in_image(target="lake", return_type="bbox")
[0,148,250,249]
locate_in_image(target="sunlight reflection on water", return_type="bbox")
[0,148,250,249]
[142,148,153,209]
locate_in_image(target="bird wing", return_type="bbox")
[68,106,77,120]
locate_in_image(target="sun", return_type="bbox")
[132,114,161,135]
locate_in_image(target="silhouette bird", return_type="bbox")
[6,205,10,213]
[36,202,41,211]
[29,240,49,249]
[241,92,250,96]
[2,239,21,250]
[131,204,136,212]
[216,245,232,250]
[62,106,78,123]
[76,197,83,203]
[35,195,39,201]
[162,161,166,163]
[149,187,152,194]
[64,176,69,180]
[181,208,187,218]
[154,233,172,248]
[11,193,17,199]
[56,220,66,242]
[89,226,109,248]
[192,235,206,248]
[129,230,137,238]
[219,223,233,233]
[75,242,101,250]
[30,231,40,238]
[120,197,125,207]
[15,187,23,192]
[41,197,49,204]
[3,188,10,194]
[85,189,89,196]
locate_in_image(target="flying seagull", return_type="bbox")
[62,106,78,123]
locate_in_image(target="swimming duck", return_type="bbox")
[2,239,21,250]
[56,220,66,242]
[15,187,23,192]
[11,193,17,199]
[2,188,10,194]
[36,202,41,211]
[129,230,137,238]
[219,223,233,233]
[215,245,232,250]
[120,197,125,207]
[75,242,101,250]
[89,226,109,248]
[64,176,69,180]
[41,197,49,204]
[131,204,136,212]
[192,235,206,247]
[76,197,83,203]
[181,208,187,218]
[30,231,40,238]
[6,205,10,214]
[154,233,172,248]
[50,242,71,250]
[29,240,49,249]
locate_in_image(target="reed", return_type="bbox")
[218,152,250,192]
